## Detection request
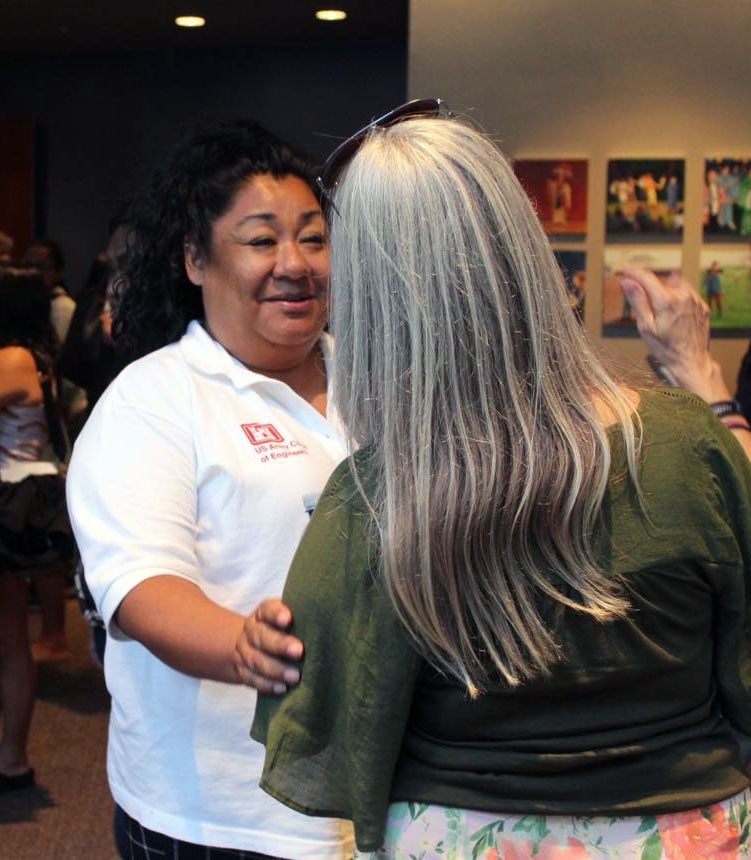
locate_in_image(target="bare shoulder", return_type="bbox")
[0,345,37,373]
[0,346,42,408]
[593,385,642,429]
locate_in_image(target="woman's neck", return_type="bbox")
[264,346,327,410]
[201,322,329,416]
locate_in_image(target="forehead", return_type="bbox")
[219,173,321,224]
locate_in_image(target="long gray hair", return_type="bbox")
[329,117,640,695]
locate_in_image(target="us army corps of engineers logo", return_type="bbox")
[241,423,308,463]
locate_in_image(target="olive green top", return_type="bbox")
[252,389,751,851]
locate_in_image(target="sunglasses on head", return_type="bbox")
[316,98,452,214]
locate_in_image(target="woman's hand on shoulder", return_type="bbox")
[234,598,304,695]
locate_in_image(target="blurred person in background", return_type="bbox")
[0,267,73,792]
[0,230,15,265]
[23,239,76,346]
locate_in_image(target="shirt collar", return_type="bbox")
[179,319,335,394]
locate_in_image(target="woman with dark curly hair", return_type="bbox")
[0,267,72,793]
[66,119,353,858]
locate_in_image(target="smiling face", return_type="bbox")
[185,173,329,373]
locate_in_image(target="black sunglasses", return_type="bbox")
[316,98,451,213]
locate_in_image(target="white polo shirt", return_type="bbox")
[67,321,353,857]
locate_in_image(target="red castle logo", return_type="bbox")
[241,423,284,445]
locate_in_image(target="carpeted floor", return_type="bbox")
[0,599,117,858]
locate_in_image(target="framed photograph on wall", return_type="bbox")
[602,246,682,337]
[606,159,684,242]
[699,246,751,335]
[703,157,751,242]
[513,159,588,239]
[553,250,586,324]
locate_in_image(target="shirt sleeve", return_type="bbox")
[704,423,751,738]
[66,384,199,639]
[251,458,423,852]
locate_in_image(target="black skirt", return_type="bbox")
[0,473,74,572]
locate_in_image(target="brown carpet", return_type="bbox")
[0,600,117,858]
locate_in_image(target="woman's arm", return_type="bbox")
[116,575,245,683]
[621,265,751,460]
[67,377,303,691]
[116,576,303,690]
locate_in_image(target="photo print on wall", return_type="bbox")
[703,157,751,242]
[698,246,751,336]
[606,159,684,242]
[553,250,587,324]
[513,159,588,239]
[602,246,682,337]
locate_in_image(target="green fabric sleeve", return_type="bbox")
[251,458,423,851]
[702,421,751,737]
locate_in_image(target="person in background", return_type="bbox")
[705,259,725,318]
[739,166,751,237]
[20,239,79,659]
[60,207,132,666]
[249,107,751,857]
[23,239,76,346]
[0,267,73,792]
[620,264,751,462]
[58,207,130,426]
[66,118,353,858]
[0,230,15,264]
[22,237,88,427]
[57,212,128,666]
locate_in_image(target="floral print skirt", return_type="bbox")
[356,789,750,859]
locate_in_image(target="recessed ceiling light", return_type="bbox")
[316,10,347,22]
[175,15,206,28]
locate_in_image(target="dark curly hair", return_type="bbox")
[0,266,58,357]
[114,119,318,364]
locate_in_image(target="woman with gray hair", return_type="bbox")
[248,105,751,856]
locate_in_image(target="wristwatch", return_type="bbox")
[709,399,743,418]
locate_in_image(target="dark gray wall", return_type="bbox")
[1,41,406,292]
